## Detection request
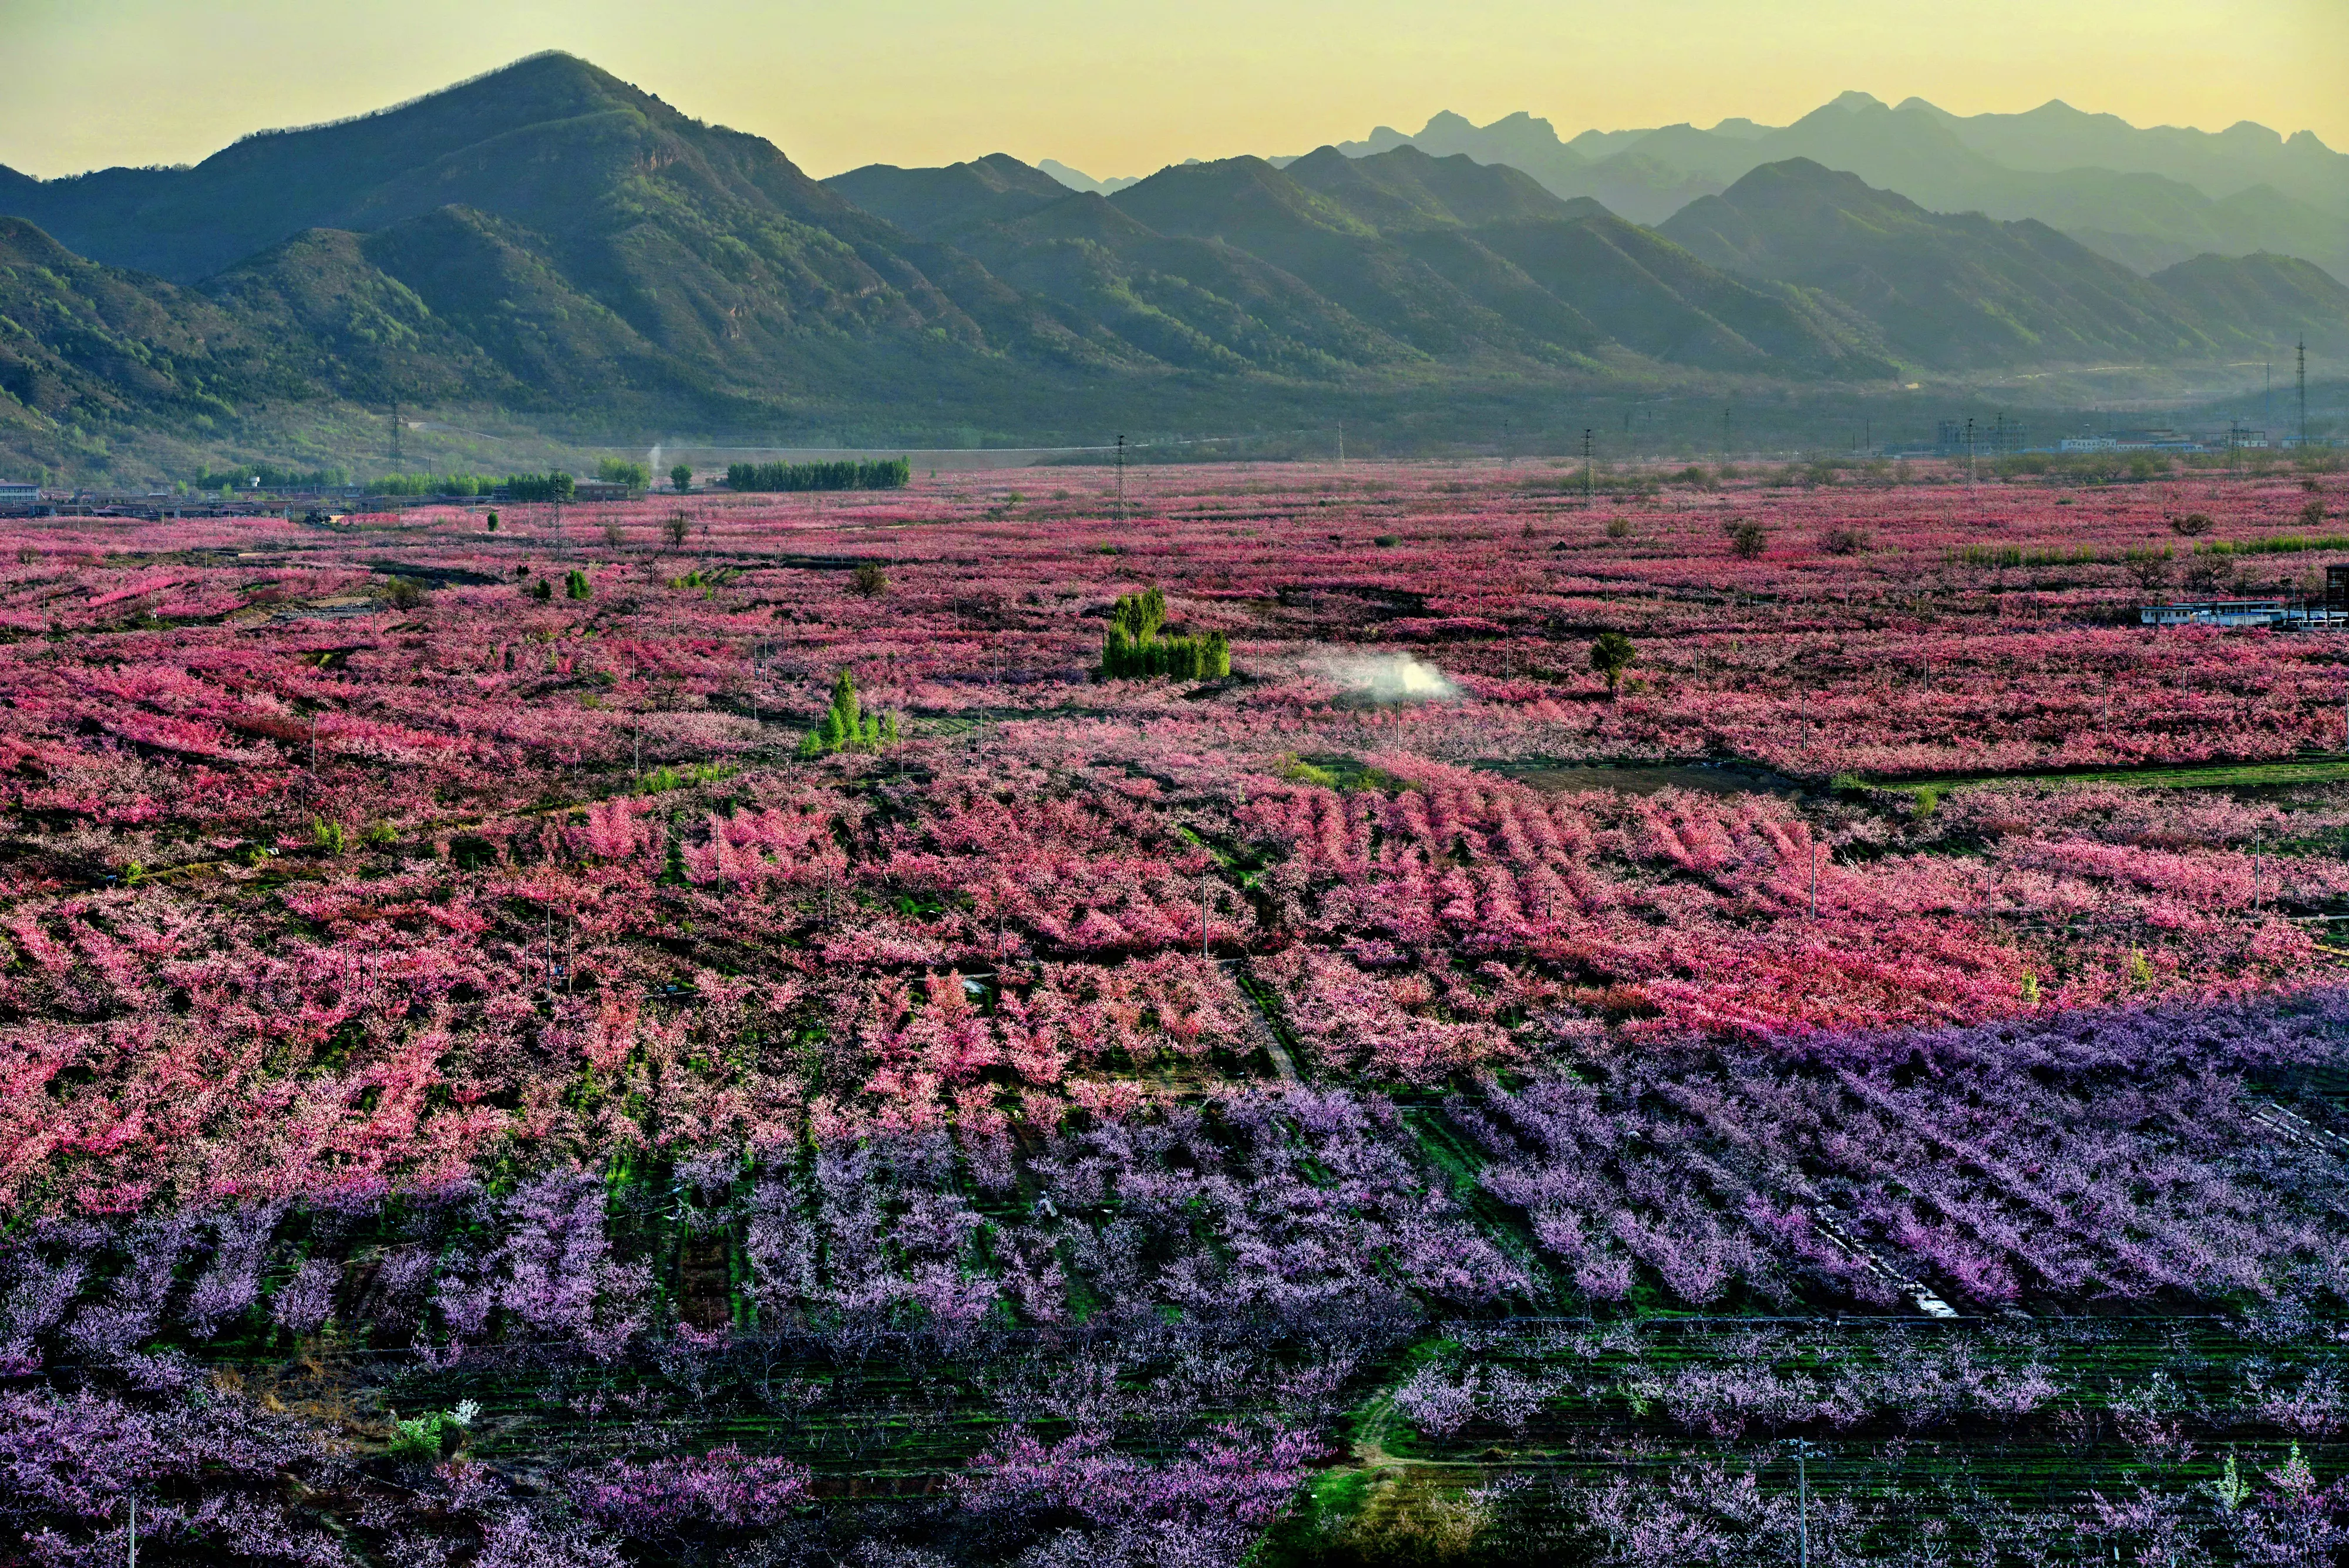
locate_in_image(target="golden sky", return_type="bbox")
[2,0,2343,181]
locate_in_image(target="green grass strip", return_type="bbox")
[1860,756,2349,799]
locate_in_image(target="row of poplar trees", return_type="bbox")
[1100,588,1230,680]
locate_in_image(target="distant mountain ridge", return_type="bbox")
[0,56,2344,478]
[823,144,1894,378]
[1657,159,2349,366]
[1328,93,2349,280]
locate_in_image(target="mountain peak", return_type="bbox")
[1725,156,1879,196]
[1826,90,1888,113]
[245,50,652,148]
[1487,111,1561,140]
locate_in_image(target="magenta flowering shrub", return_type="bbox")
[1468,993,2349,1310]
[0,1384,352,1566]
[573,1443,812,1534]
[956,1421,1319,1550]
[445,1170,653,1356]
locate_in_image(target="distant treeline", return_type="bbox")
[502,473,576,502]
[193,463,349,490]
[359,472,577,500]
[1944,543,2102,570]
[2195,533,2349,558]
[366,473,497,497]
[725,458,910,493]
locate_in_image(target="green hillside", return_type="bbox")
[1658,159,2248,367]
[2149,250,2349,355]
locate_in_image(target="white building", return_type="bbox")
[0,482,41,504]
[2142,598,2349,629]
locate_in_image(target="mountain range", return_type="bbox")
[1326,93,2349,281]
[0,55,2343,480]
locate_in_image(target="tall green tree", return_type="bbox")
[1590,631,1637,698]
[800,669,899,758]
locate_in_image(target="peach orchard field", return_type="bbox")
[6,456,2349,1566]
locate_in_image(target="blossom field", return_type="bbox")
[6,456,2349,1564]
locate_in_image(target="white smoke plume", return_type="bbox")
[1319,651,1458,703]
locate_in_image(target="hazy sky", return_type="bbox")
[3,0,2343,181]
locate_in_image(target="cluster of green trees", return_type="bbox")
[798,669,900,758]
[1100,587,1231,681]
[365,472,497,497]
[596,458,651,489]
[726,458,911,493]
[193,463,349,490]
[504,472,576,502]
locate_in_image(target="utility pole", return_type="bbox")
[1810,846,1819,919]
[2300,338,2310,448]
[1793,1441,1817,1568]
[1583,428,1594,502]
[389,399,401,468]
[1202,876,1210,958]
[1967,417,1977,486]
[1337,422,1344,467]
[1115,434,1126,521]
[1721,406,1732,461]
